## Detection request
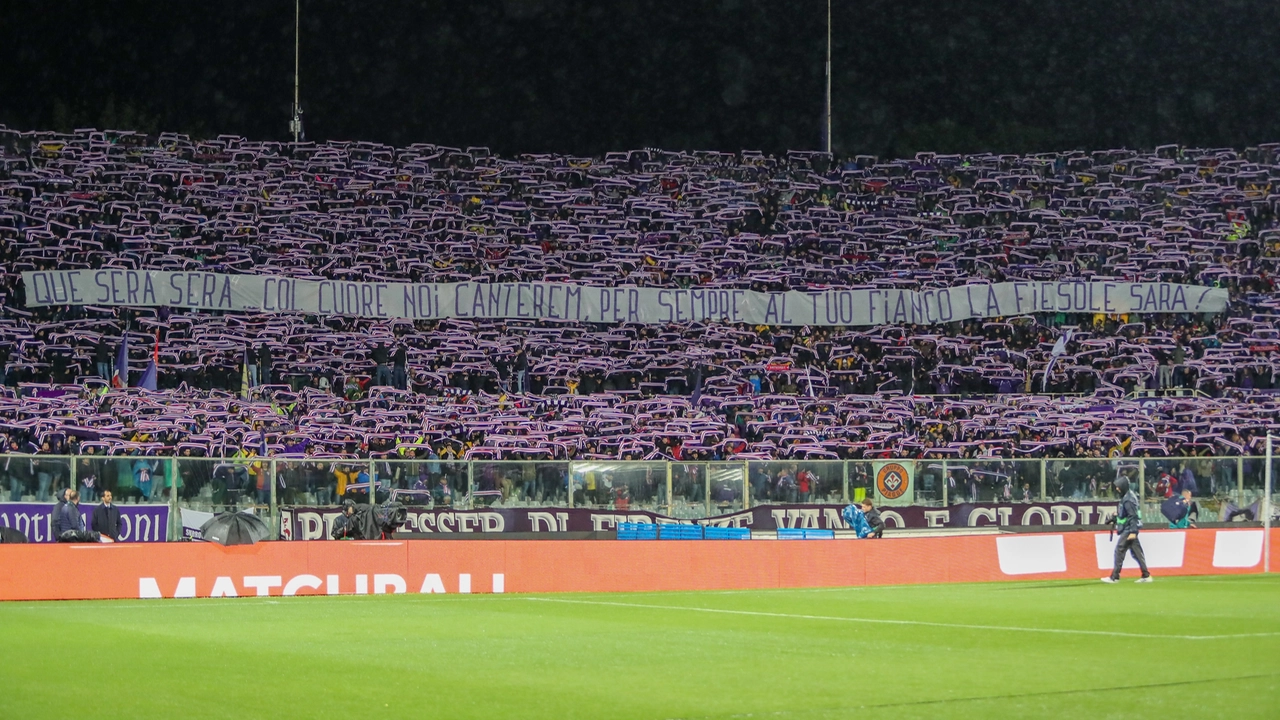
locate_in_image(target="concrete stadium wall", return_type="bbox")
[0,528,1273,601]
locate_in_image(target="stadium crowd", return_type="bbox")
[2,126,1280,471]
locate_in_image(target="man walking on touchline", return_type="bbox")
[1102,475,1151,584]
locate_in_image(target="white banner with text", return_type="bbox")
[22,269,1228,326]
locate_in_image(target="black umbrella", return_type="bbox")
[350,501,408,540]
[0,527,28,544]
[200,512,270,546]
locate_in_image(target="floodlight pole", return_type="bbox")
[1266,435,1273,573]
[824,0,832,155]
[290,0,304,143]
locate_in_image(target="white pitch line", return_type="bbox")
[1182,578,1280,585]
[521,597,1280,641]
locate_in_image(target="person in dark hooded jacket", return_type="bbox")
[331,500,357,539]
[1103,475,1151,583]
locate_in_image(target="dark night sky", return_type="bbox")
[1,0,1277,157]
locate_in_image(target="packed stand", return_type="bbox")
[2,126,1280,472]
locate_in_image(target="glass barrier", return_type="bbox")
[914,458,945,506]
[1012,459,1049,503]
[170,456,269,541]
[864,459,925,508]
[1241,458,1273,515]
[706,462,747,515]
[534,461,570,507]
[3,454,72,503]
[469,461,566,508]
[1040,457,1129,504]
[437,460,470,508]
[75,453,169,505]
[1239,456,1265,507]
[846,461,873,504]
[175,456,270,514]
[273,459,344,507]
[1223,453,1274,520]
[376,458,433,507]
[669,461,708,518]
[1,455,31,502]
[569,461,665,512]
[1262,458,1280,522]
[746,460,844,506]
[1169,457,1234,498]
[73,452,113,504]
[945,459,1046,505]
[0,454,1274,541]
[1141,457,1242,524]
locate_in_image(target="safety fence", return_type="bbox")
[0,455,1274,541]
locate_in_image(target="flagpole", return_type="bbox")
[824,0,832,155]
[1266,434,1273,574]
[290,0,303,142]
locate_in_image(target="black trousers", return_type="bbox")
[1111,534,1150,579]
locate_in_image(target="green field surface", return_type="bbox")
[1,575,1277,719]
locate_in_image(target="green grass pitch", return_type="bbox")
[1,575,1277,719]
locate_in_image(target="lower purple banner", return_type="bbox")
[0,502,170,543]
[280,501,1121,540]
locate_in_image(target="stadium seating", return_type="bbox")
[2,126,1280,467]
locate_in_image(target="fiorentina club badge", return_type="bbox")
[875,462,911,501]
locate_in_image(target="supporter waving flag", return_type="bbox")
[240,348,251,399]
[1041,330,1073,392]
[136,330,159,391]
[111,334,128,388]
